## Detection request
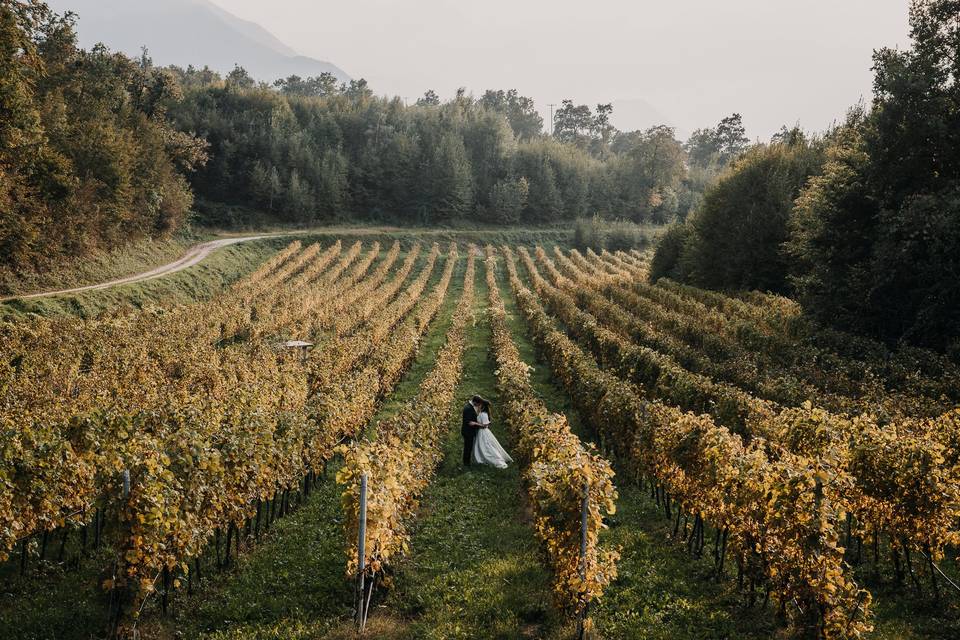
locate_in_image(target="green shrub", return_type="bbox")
[573,215,650,252]
[605,219,650,252]
[649,223,692,282]
[573,215,604,251]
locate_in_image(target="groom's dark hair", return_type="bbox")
[471,395,484,404]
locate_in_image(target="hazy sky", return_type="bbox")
[216,0,910,139]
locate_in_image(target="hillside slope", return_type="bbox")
[48,0,351,83]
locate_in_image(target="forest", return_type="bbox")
[651,0,959,354]
[0,0,736,276]
[0,1,205,277]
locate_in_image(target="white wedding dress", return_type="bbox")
[472,411,514,469]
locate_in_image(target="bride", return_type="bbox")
[472,400,513,469]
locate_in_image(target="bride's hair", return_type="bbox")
[481,400,491,414]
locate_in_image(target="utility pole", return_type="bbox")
[548,103,556,136]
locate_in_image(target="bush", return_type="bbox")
[573,216,605,250]
[606,219,650,252]
[573,215,650,252]
[649,223,692,282]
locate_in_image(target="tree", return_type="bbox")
[553,100,594,146]
[343,78,373,102]
[250,161,282,211]
[226,65,255,90]
[715,113,749,161]
[516,141,564,221]
[0,0,203,282]
[670,139,825,292]
[0,0,53,268]
[417,89,440,106]
[592,103,614,159]
[627,126,685,207]
[478,89,543,140]
[489,176,529,224]
[554,101,621,159]
[462,110,514,211]
[316,148,348,216]
[648,222,693,282]
[788,0,960,350]
[284,168,315,221]
[685,112,750,168]
[171,64,220,89]
[452,87,470,111]
[771,125,806,146]
[274,72,339,97]
[685,127,720,168]
[604,125,686,222]
[425,131,473,222]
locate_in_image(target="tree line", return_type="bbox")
[652,0,960,354]
[168,70,712,228]
[1,0,754,279]
[0,0,205,279]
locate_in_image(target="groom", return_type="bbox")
[461,395,485,467]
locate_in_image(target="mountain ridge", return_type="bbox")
[48,0,351,84]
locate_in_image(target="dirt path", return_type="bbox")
[0,235,281,302]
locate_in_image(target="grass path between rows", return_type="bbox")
[375,256,568,640]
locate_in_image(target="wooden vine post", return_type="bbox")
[356,472,370,630]
[108,470,132,639]
[578,481,590,640]
[812,473,824,636]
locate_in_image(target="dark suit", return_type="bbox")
[461,402,479,466]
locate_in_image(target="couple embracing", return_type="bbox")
[461,395,513,469]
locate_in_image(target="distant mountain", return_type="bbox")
[611,98,679,137]
[48,0,351,84]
